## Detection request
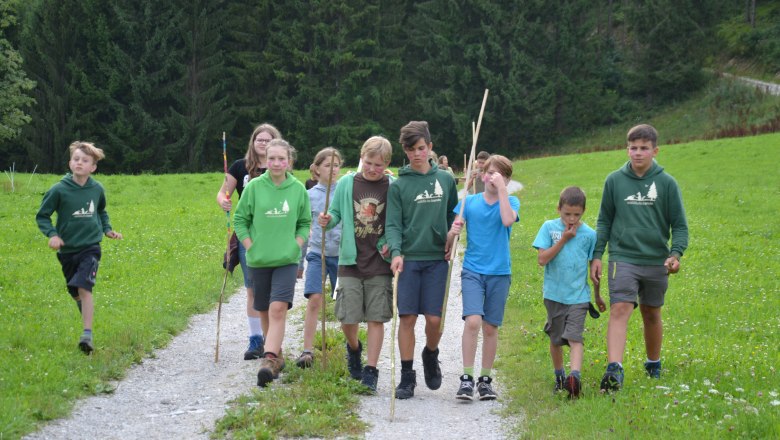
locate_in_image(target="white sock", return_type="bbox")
[646,358,660,364]
[248,317,263,337]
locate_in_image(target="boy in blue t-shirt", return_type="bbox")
[447,154,519,401]
[532,186,604,398]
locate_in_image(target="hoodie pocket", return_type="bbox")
[615,227,669,255]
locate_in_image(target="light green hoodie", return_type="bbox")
[234,172,311,268]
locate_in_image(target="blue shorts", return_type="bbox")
[460,268,511,326]
[397,260,448,316]
[57,245,102,297]
[250,264,297,311]
[237,240,253,288]
[304,252,338,297]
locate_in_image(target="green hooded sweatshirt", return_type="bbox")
[593,160,689,265]
[234,172,311,268]
[386,160,458,261]
[36,174,113,253]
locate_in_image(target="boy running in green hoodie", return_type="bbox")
[36,141,123,354]
[590,124,689,392]
[386,121,458,399]
[234,139,312,388]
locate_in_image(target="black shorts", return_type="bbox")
[57,245,102,297]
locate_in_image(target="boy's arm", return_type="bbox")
[494,178,517,227]
[97,190,113,234]
[385,184,403,259]
[36,187,59,238]
[233,186,252,247]
[591,260,606,312]
[323,180,345,230]
[446,175,458,228]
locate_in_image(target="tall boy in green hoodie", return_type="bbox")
[386,121,458,399]
[590,124,688,392]
[36,141,123,354]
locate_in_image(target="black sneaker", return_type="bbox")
[395,369,416,399]
[599,362,624,393]
[421,347,442,390]
[563,374,581,399]
[554,375,565,394]
[346,341,363,380]
[644,360,662,379]
[361,365,379,393]
[78,334,94,355]
[244,334,264,360]
[477,376,497,400]
[456,374,475,401]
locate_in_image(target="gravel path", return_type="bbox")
[26,246,518,439]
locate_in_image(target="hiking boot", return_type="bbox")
[78,334,94,355]
[421,346,442,390]
[564,374,581,399]
[645,360,662,379]
[257,353,285,388]
[554,375,565,394]
[395,369,416,399]
[600,362,624,393]
[295,350,314,369]
[477,376,497,400]
[345,341,363,380]
[456,374,475,401]
[244,334,264,360]
[361,366,379,393]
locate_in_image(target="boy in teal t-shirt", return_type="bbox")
[533,186,603,398]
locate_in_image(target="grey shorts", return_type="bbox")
[57,245,101,297]
[607,261,668,308]
[544,299,588,346]
[334,275,393,324]
[250,264,298,312]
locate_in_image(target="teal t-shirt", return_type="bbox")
[532,219,596,304]
[455,194,520,275]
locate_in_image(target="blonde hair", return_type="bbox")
[483,154,513,179]
[360,136,392,163]
[246,123,282,178]
[265,139,295,161]
[69,141,105,162]
[310,147,343,176]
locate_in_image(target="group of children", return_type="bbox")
[37,122,687,401]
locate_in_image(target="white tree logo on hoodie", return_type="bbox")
[265,200,290,217]
[73,200,95,218]
[625,182,657,205]
[413,179,444,203]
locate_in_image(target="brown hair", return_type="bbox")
[483,154,513,179]
[69,141,105,162]
[361,136,392,163]
[399,121,431,149]
[558,186,586,210]
[627,124,658,148]
[477,151,490,161]
[310,147,343,175]
[246,123,282,178]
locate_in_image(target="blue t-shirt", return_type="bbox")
[455,194,520,275]
[532,219,596,304]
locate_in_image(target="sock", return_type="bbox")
[82,329,92,338]
[365,365,378,373]
[76,300,82,314]
[480,368,492,378]
[401,360,413,372]
[248,317,263,337]
[554,368,566,378]
[646,358,660,364]
[264,351,277,359]
[463,367,474,377]
[571,370,581,379]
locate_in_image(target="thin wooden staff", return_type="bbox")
[390,271,399,420]
[216,131,231,362]
[440,89,488,333]
[320,151,337,368]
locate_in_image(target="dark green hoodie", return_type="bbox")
[36,174,113,253]
[386,160,458,260]
[593,160,689,265]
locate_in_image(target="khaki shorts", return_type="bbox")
[544,299,588,346]
[607,261,668,308]
[335,275,393,324]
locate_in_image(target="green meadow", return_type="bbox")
[1,135,779,438]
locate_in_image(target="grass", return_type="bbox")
[500,133,780,438]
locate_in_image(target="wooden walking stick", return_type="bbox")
[216,131,231,362]
[320,151,337,368]
[440,89,489,333]
[390,271,399,420]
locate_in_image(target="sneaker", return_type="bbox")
[554,375,565,394]
[395,369,416,399]
[456,374,475,401]
[477,376,497,400]
[346,341,363,380]
[600,362,624,393]
[295,350,314,369]
[645,360,662,379]
[421,347,442,390]
[244,334,265,360]
[361,365,379,393]
[78,334,94,355]
[564,374,581,399]
[257,353,285,388]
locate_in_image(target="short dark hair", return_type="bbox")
[627,124,658,148]
[477,151,490,161]
[558,186,586,210]
[399,121,431,149]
